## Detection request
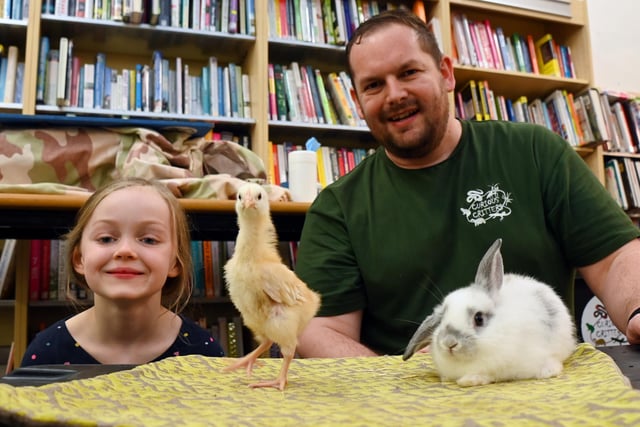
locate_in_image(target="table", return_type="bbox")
[0,343,638,426]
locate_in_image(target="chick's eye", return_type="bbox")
[257,193,262,200]
[473,312,484,327]
[238,194,242,200]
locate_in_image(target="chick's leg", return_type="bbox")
[223,340,273,377]
[249,348,294,391]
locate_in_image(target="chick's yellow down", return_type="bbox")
[223,183,320,390]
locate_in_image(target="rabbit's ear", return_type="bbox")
[403,307,443,361]
[475,239,504,299]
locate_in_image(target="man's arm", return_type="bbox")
[579,238,640,344]
[297,310,379,357]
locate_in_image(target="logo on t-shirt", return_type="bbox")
[460,184,512,227]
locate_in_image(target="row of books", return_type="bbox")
[452,13,575,78]
[603,95,640,155]
[605,156,640,212]
[267,0,409,45]
[45,0,256,34]
[456,80,612,148]
[0,0,28,19]
[0,45,24,104]
[38,36,251,118]
[268,62,365,127]
[268,141,375,189]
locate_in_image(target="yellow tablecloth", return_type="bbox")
[0,343,638,426]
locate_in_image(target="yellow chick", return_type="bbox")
[223,182,321,390]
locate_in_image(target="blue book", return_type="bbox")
[190,241,205,297]
[14,62,24,103]
[93,53,106,109]
[152,50,162,113]
[505,98,516,122]
[77,66,84,108]
[217,66,224,116]
[0,57,6,101]
[135,64,143,111]
[161,58,169,112]
[102,66,112,109]
[201,65,210,115]
[36,36,49,104]
[228,62,238,117]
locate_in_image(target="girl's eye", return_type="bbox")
[97,236,115,244]
[141,237,158,245]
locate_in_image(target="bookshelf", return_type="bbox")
[0,0,604,367]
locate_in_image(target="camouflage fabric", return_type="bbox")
[0,126,290,201]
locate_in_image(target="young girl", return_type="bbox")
[21,177,224,366]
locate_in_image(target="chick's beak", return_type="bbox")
[243,195,256,209]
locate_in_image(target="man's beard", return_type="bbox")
[381,94,449,160]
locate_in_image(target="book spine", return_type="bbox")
[3,45,18,103]
[29,240,43,301]
[326,71,355,126]
[36,37,50,104]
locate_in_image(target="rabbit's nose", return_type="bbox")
[442,336,459,352]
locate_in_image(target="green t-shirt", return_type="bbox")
[295,119,639,355]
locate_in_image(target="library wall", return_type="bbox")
[587,0,640,93]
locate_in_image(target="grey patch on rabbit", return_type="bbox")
[403,238,577,387]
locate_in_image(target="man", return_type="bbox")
[295,9,640,357]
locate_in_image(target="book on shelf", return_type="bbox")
[267,63,278,120]
[623,157,640,208]
[614,157,637,209]
[494,26,515,72]
[326,71,357,126]
[3,45,18,104]
[535,34,562,77]
[302,65,324,124]
[36,37,50,104]
[459,80,483,121]
[526,34,539,74]
[576,88,610,145]
[604,159,625,209]
[451,13,471,66]
[0,239,16,300]
[28,240,43,301]
[611,101,637,153]
[314,68,338,125]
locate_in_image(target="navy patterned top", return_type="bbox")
[20,314,225,366]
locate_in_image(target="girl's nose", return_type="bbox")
[114,238,137,259]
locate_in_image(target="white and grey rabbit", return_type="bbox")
[403,239,577,387]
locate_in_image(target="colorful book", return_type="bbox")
[535,33,562,77]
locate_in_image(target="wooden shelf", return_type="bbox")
[0,193,308,241]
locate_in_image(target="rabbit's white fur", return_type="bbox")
[403,239,576,387]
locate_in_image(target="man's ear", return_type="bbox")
[72,246,84,275]
[440,55,456,92]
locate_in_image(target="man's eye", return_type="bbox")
[363,81,379,91]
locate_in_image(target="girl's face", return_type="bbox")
[73,186,180,303]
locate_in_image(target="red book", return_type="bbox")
[29,240,43,301]
[526,34,540,74]
[39,239,51,300]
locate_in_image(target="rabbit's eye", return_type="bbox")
[474,312,485,327]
